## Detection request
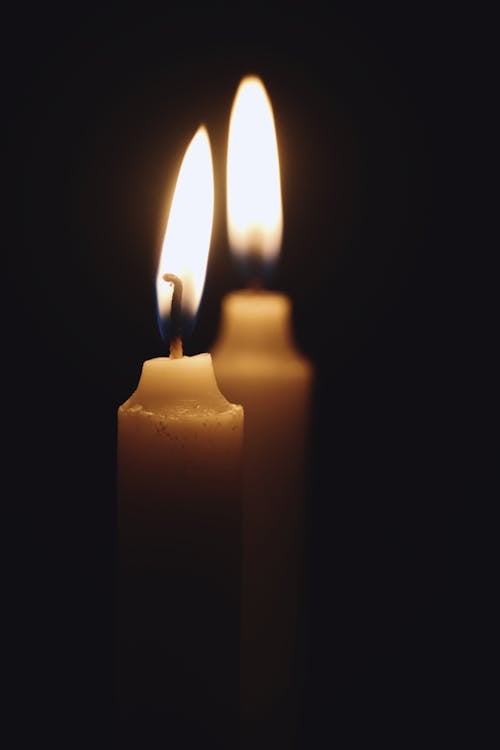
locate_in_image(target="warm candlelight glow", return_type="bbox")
[227,76,283,266]
[156,126,214,329]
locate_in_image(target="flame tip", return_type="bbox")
[240,73,263,83]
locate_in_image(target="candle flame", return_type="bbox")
[226,75,283,272]
[156,126,214,337]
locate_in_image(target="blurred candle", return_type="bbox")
[116,126,243,747]
[211,76,314,734]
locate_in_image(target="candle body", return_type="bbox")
[211,291,314,732]
[116,353,243,747]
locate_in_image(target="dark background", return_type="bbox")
[7,1,456,746]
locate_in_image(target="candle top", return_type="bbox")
[119,353,243,418]
[212,289,311,366]
[222,288,291,319]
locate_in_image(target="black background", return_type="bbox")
[7,1,456,746]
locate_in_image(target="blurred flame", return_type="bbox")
[227,75,283,264]
[156,126,214,324]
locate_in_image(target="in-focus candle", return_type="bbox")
[116,126,243,747]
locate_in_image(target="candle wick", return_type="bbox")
[163,273,184,359]
[243,246,265,291]
[247,278,263,292]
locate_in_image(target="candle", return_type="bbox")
[211,77,314,734]
[116,126,244,746]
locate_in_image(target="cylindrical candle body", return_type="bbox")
[211,291,314,738]
[116,353,243,748]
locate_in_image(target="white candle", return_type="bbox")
[116,126,243,745]
[211,76,314,727]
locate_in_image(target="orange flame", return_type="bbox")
[156,126,214,322]
[227,76,283,264]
